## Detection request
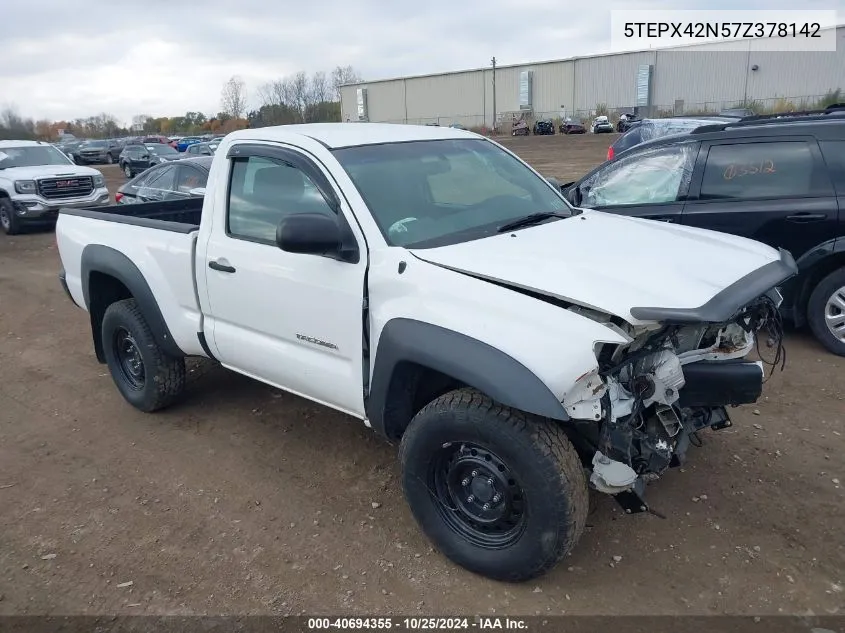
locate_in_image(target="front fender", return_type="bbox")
[366,318,571,436]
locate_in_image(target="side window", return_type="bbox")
[227,154,336,243]
[819,141,845,195]
[145,165,176,191]
[186,145,198,155]
[175,166,207,193]
[580,143,698,208]
[699,142,821,200]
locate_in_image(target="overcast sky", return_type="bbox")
[2,0,842,124]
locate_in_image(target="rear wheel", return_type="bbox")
[399,389,588,582]
[808,267,845,356]
[101,298,186,411]
[0,197,20,235]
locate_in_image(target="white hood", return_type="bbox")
[0,164,101,180]
[410,210,785,324]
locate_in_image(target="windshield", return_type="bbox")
[82,140,108,148]
[333,139,570,248]
[0,145,73,168]
[148,144,178,155]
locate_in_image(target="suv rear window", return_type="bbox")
[699,142,817,200]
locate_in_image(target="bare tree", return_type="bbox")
[331,65,363,101]
[220,76,247,119]
[311,71,330,104]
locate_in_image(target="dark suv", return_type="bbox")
[562,109,845,355]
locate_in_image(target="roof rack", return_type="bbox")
[691,107,845,134]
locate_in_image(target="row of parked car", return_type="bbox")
[55,134,223,167]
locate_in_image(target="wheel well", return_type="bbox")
[381,361,464,441]
[795,254,845,327]
[88,272,133,362]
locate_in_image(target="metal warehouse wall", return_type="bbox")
[341,26,844,124]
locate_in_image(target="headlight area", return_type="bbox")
[562,295,786,514]
[93,174,106,188]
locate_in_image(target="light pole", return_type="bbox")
[491,56,497,133]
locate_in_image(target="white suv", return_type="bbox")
[0,140,110,235]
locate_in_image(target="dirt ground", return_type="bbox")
[0,133,843,617]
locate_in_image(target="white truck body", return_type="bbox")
[56,123,796,581]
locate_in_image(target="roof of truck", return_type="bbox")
[223,123,478,150]
[0,140,49,148]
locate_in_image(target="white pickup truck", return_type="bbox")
[56,123,796,582]
[0,140,110,234]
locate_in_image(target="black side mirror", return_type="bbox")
[567,186,581,206]
[276,213,359,263]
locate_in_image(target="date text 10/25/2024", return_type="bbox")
[307,617,529,630]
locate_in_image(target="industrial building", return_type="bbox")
[340,25,845,129]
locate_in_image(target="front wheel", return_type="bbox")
[808,267,845,356]
[399,389,588,582]
[0,197,20,235]
[101,298,186,412]
[106,153,114,164]
[124,164,133,178]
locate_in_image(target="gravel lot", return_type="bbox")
[0,133,842,616]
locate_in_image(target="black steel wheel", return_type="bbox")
[101,298,186,412]
[113,327,145,390]
[430,442,527,549]
[400,388,588,582]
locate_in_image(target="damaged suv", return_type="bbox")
[56,124,795,581]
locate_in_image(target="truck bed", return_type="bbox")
[59,197,204,233]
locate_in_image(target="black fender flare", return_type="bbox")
[81,244,185,361]
[366,318,569,438]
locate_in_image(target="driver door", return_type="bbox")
[573,141,701,222]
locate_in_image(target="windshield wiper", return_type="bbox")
[497,211,570,233]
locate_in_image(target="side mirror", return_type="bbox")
[567,186,582,206]
[188,187,206,197]
[276,213,358,263]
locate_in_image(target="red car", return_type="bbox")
[142,135,178,149]
[559,120,586,134]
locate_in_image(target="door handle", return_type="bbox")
[651,216,675,223]
[786,213,826,223]
[208,259,236,273]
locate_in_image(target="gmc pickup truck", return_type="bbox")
[0,140,110,234]
[56,123,796,582]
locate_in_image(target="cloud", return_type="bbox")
[0,0,841,124]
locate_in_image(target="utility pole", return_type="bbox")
[491,56,497,133]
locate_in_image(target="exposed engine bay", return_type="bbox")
[562,293,786,509]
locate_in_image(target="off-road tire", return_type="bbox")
[807,266,845,356]
[101,298,186,412]
[0,197,20,235]
[399,388,588,582]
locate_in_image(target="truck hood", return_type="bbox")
[0,165,101,180]
[410,210,794,324]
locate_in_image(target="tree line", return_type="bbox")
[0,65,363,141]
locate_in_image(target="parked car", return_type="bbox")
[590,116,614,134]
[511,119,530,136]
[605,115,740,161]
[532,119,555,135]
[720,107,756,118]
[176,136,203,152]
[561,111,845,354]
[142,135,177,149]
[56,123,793,582]
[559,119,586,134]
[75,139,121,165]
[448,123,467,130]
[617,113,640,132]
[185,141,219,156]
[56,139,83,162]
[118,143,183,178]
[0,140,109,234]
[116,156,211,204]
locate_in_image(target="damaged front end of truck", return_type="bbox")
[562,250,796,514]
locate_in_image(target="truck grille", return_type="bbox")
[37,176,94,200]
